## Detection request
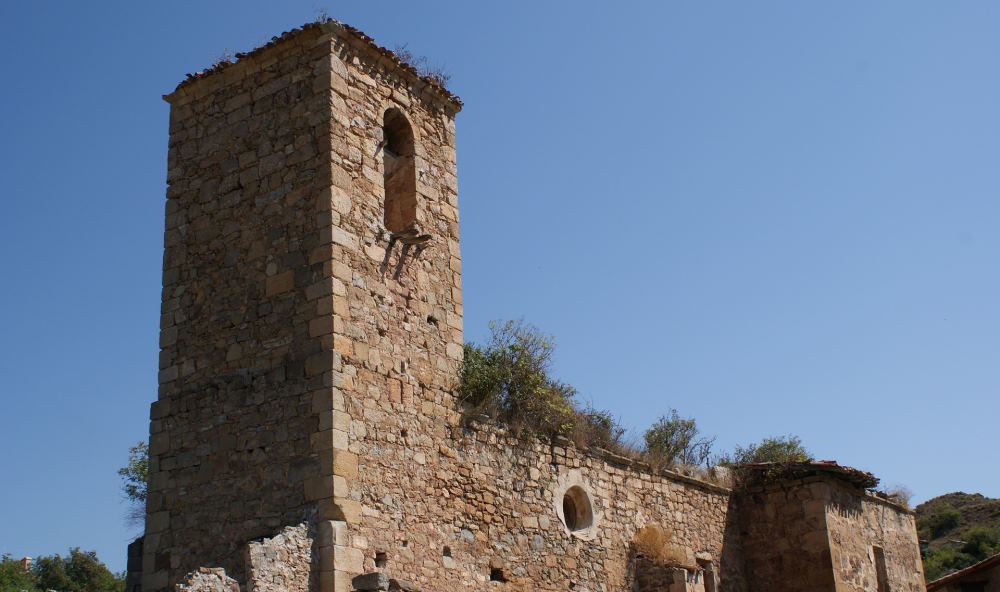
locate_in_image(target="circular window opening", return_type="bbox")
[562,485,594,533]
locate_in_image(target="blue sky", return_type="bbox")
[2,0,998,574]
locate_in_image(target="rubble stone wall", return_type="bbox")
[344,419,732,591]
[824,485,925,592]
[146,26,336,591]
[736,478,838,592]
[247,522,315,592]
[735,476,923,592]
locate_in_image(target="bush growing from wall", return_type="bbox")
[643,410,715,467]
[460,320,622,443]
[718,435,812,466]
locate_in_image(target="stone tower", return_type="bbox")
[146,20,463,591]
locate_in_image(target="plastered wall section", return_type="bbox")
[147,28,336,591]
[824,485,925,592]
[736,478,838,592]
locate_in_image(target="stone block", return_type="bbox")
[335,546,365,574]
[352,572,389,591]
[265,270,294,296]
[333,451,358,478]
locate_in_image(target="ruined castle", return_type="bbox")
[140,20,926,592]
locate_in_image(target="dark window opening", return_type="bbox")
[873,546,889,592]
[697,559,716,592]
[490,568,507,582]
[375,551,387,569]
[561,486,594,533]
[382,108,417,233]
[443,546,452,557]
[563,496,578,531]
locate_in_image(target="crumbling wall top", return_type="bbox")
[163,18,462,111]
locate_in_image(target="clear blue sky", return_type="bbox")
[2,0,998,574]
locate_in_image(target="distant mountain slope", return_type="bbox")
[916,492,1000,549]
[915,492,1000,581]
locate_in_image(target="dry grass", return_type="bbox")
[885,485,913,508]
[633,524,688,566]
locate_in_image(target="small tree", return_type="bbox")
[460,320,577,434]
[119,441,148,527]
[643,409,715,467]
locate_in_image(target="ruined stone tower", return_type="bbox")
[146,20,463,591]
[148,19,926,592]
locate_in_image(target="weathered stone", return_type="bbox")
[175,567,239,592]
[351,571,389,591]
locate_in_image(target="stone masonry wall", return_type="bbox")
[735,476,923,592]
[825,486,924,591]
[344,419,733,591]
[149,20,463,592]
[318,22,463,592]
[247,522,315,592]
[147,26,336,591]
[736,478,838,592]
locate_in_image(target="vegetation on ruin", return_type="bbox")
[459,320,817,481]
[391,44,452,88]
[717,435,813,466]
[459,320,622,448]
[643,410,715,467]
[0,549,123,592]
[916,492,1000,581]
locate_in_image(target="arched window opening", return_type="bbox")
[382,108,416,233]
[561,485,594,533]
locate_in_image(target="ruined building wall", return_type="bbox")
[737,479,838,592]
[735,477,923,592]
[147,27,337,591]
[150,20,925,592]
[346,419,732,591]
[824,486,924,592]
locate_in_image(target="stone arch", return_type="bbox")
[553,470,602,540]
[381,107,417,232]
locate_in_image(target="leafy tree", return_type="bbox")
[119,441,148,503]
[119,441,148,528]
[921,525,1000,581]
[961,525,1000,559]
[922,546,975,581]
[460,320,578,434]
[643,409,715,467]
[1,554,38,592]
[720,435,812,465]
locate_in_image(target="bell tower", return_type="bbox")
[146,20,462,591]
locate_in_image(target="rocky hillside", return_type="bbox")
[916,492,1000,547]
[915,492,1000,581]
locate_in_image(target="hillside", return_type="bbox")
[915,492,1000,581]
